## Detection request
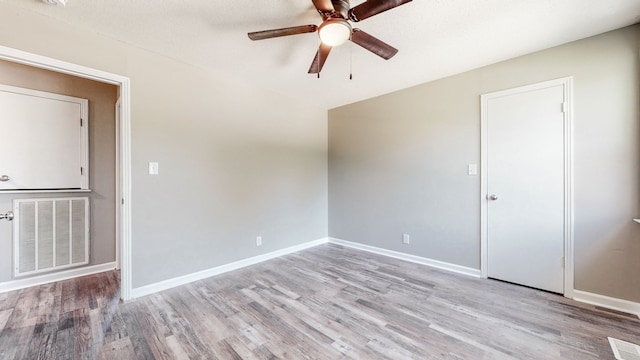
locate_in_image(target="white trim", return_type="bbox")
[328,238,482,278]
[131,238,330,299]
[115,99,121,270]
[563,78,575,298]
[0,45,133,301]
[0,45,125,86]
[480,85,489,278]
[0,262,116,293]
[480,77,575,297]
[573,290,640,318]
[0,189,93,194]
[131,237,482,299]
[118,80,132,301]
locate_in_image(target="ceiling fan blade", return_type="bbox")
[349,0,412,22]
[308,43,332,74]
[248,25,318,41]
[350,29,398,60]
[311,0,335,13]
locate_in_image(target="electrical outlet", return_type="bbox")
[402,234,410,245]
[256,236,262,246]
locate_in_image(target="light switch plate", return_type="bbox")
[149,162,159,175]
[468,164,478,176]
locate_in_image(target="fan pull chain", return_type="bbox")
[318,44,321,79]
[349,35,353,80]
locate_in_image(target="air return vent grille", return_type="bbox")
[13,197,89,277]
[609,337,640,360]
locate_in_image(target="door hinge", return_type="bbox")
[561,256,565,268]
[80,167,84,175]
[121,198,125,205]
[561,102,567,113]
[80,118,83,127]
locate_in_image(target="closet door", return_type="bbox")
[0,84,88,190]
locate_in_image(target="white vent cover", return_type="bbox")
[42,0,67,7]
[609,337,640,360]
[13,197,89,277]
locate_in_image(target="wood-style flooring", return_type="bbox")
[0,243,639,359]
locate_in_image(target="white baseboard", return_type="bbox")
[129,236,639,319]
[328,237,482,278]
[328,238,640,317]
[573,289,640,318]
[130,237,481,299]
[131,238,330,299]
[0,262,117,293]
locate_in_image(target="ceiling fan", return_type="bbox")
[248,0,412,75]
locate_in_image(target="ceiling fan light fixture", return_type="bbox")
[318,19,351,47]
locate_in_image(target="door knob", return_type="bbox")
[0,175,9,182]
[488,194,498,201]
[0,211,13,221]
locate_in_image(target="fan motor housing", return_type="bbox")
[330,0,350,19]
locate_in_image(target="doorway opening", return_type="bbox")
[0,45,132,301]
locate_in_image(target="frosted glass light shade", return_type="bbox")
[318,20,351,47]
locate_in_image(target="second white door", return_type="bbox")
[483,79,569,294]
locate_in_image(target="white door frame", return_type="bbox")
[480,77,574,298]
[0,45,133,301]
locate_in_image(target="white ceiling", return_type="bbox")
[3,0,640,109]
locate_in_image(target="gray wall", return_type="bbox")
[1,2,637,304]
[329,25,640,302]
[0,60,118,281]
[0,3,328,289]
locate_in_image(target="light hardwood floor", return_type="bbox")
[0,243,638,359]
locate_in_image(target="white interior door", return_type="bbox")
[0,85,88,190]
[483,80,569,294]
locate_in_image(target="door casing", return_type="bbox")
[480,77,574,298]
